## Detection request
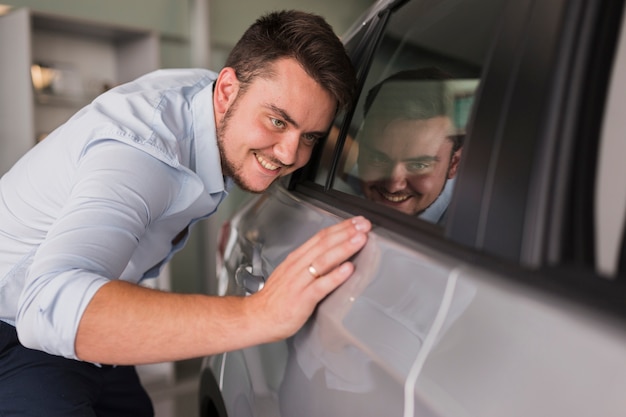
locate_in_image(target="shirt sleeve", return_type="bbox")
[15,139,179,359]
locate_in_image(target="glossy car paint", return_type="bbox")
[199,0,626,415]
[203,182,626,417]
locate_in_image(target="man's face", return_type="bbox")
[214,58,336,193]
[358,116,461,216]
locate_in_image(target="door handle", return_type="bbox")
[235,244,265,294]
[235,264,265,294]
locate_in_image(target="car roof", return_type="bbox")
[340,0,399,42]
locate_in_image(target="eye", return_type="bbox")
[406,161,431,172]
[301,133,319,146]
[270,118,286,129]
[364,152,391,167]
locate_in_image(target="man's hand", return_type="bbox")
[75,216,370,365]
[245,216,371,341]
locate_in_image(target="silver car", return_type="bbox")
[199,0,626,415]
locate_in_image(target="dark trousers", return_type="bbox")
[0,321,153,417]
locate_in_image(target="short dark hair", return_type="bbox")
[364,67,453,116]
[363,67,464,152]
[224,10,356,112]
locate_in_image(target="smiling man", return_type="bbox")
[356,68,464,223]
[0,10,370,417]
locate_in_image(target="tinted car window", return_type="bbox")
[313,0,505,226]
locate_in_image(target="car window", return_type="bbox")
[314,0,506,226]
[306,10,379,191]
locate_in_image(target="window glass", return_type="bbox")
[322,0,505,226]
[311,14,375,189]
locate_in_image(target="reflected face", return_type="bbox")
[214,58,336,193]
[358,116,461,215]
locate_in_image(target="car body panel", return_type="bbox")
[204,184,626,416]
[199,0,626,415]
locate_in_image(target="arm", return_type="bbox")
[75,215,371,365]
[15,140,178,358]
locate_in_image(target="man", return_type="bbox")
[355,68,465,224]
[0,10,371,416]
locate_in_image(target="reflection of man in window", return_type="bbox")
[357,68,465,223]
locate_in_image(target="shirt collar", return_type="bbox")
[419,178,455,224]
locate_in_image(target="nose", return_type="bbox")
[384,163,407,192]
[273,133,300,166]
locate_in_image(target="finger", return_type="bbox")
[290,216,371,273]
[294,216,370,255]
[305,231,367,279]
[308,261,355,297]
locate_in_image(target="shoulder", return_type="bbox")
[76,69,219,166]
[114,68,218,96]
[91,68,218,121]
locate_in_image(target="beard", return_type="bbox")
[216,105,236,178]
[216,98,266,194]
[358,157,453,216]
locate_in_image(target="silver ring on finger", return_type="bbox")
[308,263,321,278]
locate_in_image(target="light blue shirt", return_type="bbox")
[418,178,455,224]
[0,68,232,360]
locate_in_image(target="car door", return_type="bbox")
[201,0,506,415]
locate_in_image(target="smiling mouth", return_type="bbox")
[255,153,281,171]
[380,191,411,203]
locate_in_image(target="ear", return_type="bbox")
[447,147,463,179]
[213,67,240,117]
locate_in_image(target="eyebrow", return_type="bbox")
[363,146,441,164]
[363,145,439,161]
[404,155,440,164]
[267,104,328,138]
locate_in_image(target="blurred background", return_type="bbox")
[0,0,374,415]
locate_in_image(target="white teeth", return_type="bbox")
[382,192,410,203]
[256,154,279,171]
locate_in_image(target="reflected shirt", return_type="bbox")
[419,178,455,224]
[0,69,232,360]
